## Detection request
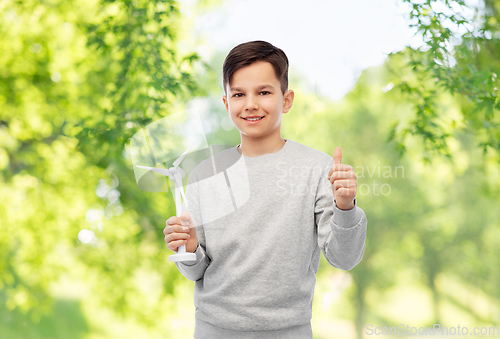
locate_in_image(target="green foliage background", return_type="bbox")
[0,0,499,338]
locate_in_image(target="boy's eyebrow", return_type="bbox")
[230,84,275,92]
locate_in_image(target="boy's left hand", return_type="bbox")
[327,146,357,210]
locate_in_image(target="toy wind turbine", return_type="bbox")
[136,142,196,262]
[128,109,209,263]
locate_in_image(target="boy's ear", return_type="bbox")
[222,95,229,113]
[282,89,294,114]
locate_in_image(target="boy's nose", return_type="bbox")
[244,96,259,111]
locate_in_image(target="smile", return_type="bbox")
[242,116,265,123]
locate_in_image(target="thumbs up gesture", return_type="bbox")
[327,147,357,210]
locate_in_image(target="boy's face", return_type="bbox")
[222,61,294,140]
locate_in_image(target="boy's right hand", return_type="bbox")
[164,211,199,253]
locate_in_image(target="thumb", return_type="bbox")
[179,210,193,227]
[333,146,342,164]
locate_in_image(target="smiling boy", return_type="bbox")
[223,58,291,158]
[165,40,367,338]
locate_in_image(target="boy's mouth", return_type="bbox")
[242,116,265,121]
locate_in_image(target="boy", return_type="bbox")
[163,40,367,338]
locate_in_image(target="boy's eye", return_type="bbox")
[233,91,270,98]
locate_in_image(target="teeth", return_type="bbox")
[244,117,263,121]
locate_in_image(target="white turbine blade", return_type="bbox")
[135,165,170,176]
[173,142,196,168]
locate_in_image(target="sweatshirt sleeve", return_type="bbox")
[314,159,367,271]
[174,170,211,282]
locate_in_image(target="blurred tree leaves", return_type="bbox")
[79,0,209,165]
[389,0,500,162]
[0,0,213,329]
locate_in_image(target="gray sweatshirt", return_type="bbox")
[175,139,367,338]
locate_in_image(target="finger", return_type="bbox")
[169,216,187,227]
[165,232,190,244]
[166,217,179,226]
[163,225,174,236]
[165,217,190,236]
[328,164,353,178]
[179,211,192,229]
[175,224,190,233]
[174,232,191,240]
[335,188,357,199]
[333,179,357,193]
[333,179,349,192]
[168,239,189,252]
[333,147,342,165]
[329,171,356,183]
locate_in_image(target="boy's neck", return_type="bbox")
[237,136,287,157]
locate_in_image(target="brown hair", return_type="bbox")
[222,40,289,96]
